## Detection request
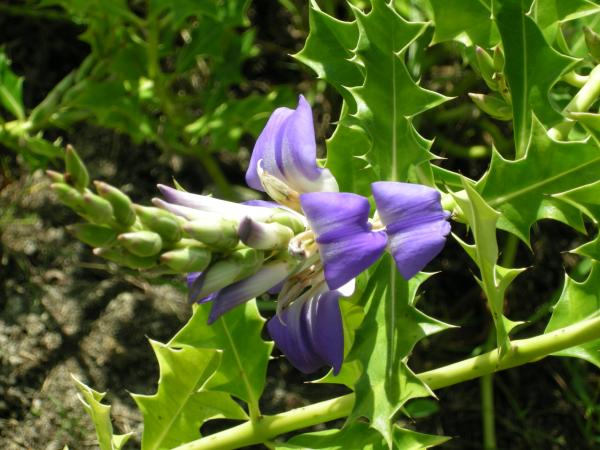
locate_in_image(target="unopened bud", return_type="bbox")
[468,93,512,121]
[268,212,305,234]
[161,247,211,273]
[82,192,114,225]
[46,170,64,183]
[475,46,497,91]
[68,223,117,247]
[65,145,89,191]
[183,217,238,249]
[94,181,136,227]
[51,182,85,213]
[238,217,294,250]
[493,45,504,72]
[93,247,157,269]
[134,205,182,243]
[118,231,162,257]
[188,248,264,302]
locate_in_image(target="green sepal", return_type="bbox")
[161,247,212,273]
[268,211,306,234]
[94,181,136,227]
[118,231,163,257]
[134,205,182,243]
[93,247,157,269]
[68,223,118,248]
[51,182,86,214]
[65,144,90,191]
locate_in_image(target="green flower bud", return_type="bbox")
[64,144,89,191]
[183,217,238,249]
[468,93,512,121]
[51,182,86,214]
[68,223,117,247]
[134,205,182,243]
[584,27,600,62]
[267,211,305,234]
[161,247,211,273]
[93,247,157,269]
[82,192,114,225]
[118,231,163,257]
[493,45,504,72]
[94,181,136,228]
[475,46,497,91]
[189,248,264,302]
[46,170,65,183]
[238,217,294,250]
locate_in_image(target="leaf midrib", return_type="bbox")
[487,155,600,207]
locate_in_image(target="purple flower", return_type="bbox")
[267,290,343,374]
[300,192,387,290]
[245,95,338,203]
[372,182,451,279]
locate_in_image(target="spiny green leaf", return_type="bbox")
[347,255,452,446]
[72,375,132,450]
[430,0,497,46]
[294,2,362,106]
[573,235,600,260]
[133,342,245,450]
[0,51,25,120]
[545,262,600,367]
[478,119,599,243]
[495,0,576,157]
[349,0,450,182]
[452,178,526,355]
[170,300,272,410]
[277,422,449,450]
[531,0,600,44]
[554,180,600,222]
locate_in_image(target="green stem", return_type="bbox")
[172,315,600,450]
[549,64,600,140]
[561,71,588,89]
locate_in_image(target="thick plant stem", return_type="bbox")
[172,315,600,450]
[549,64,600,140]
[480,335,497,450]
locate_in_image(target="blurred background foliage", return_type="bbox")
[1,1,599,449]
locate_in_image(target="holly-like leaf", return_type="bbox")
[347,256,451,446]
[453,178,525,355]
[132,341,246,450]
[72,376,133,450]
[294,2,362,106]
[531,0,600,44]
[350,0,449,182]
[0,51,25,120]
[277,422,449,450]
[170,300,272,413]
[574,235,600,260]
[495,0,576,157]
[545,262,600,367]
[430,0,497,46]
[478,119,600,243]
[554,180,600,222]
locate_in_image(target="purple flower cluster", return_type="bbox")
[158,96,450,375]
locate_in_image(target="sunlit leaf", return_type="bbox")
[0,51,25,120]
[72,376,133,450]
[495,0,576,157]
[430,0,497,46]
[545,262,600,367]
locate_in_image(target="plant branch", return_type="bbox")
[173,315,600,450]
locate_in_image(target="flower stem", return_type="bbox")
[172,315,600,450]
[549,64,600,140]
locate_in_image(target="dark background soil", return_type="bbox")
[1,2,599,450]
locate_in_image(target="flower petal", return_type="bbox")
[278,96,338,193]
[301,192,387,290]
[372,182,451,279]
[267,291,343,374]
[246,107,294,191]
[208,261,292,323]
